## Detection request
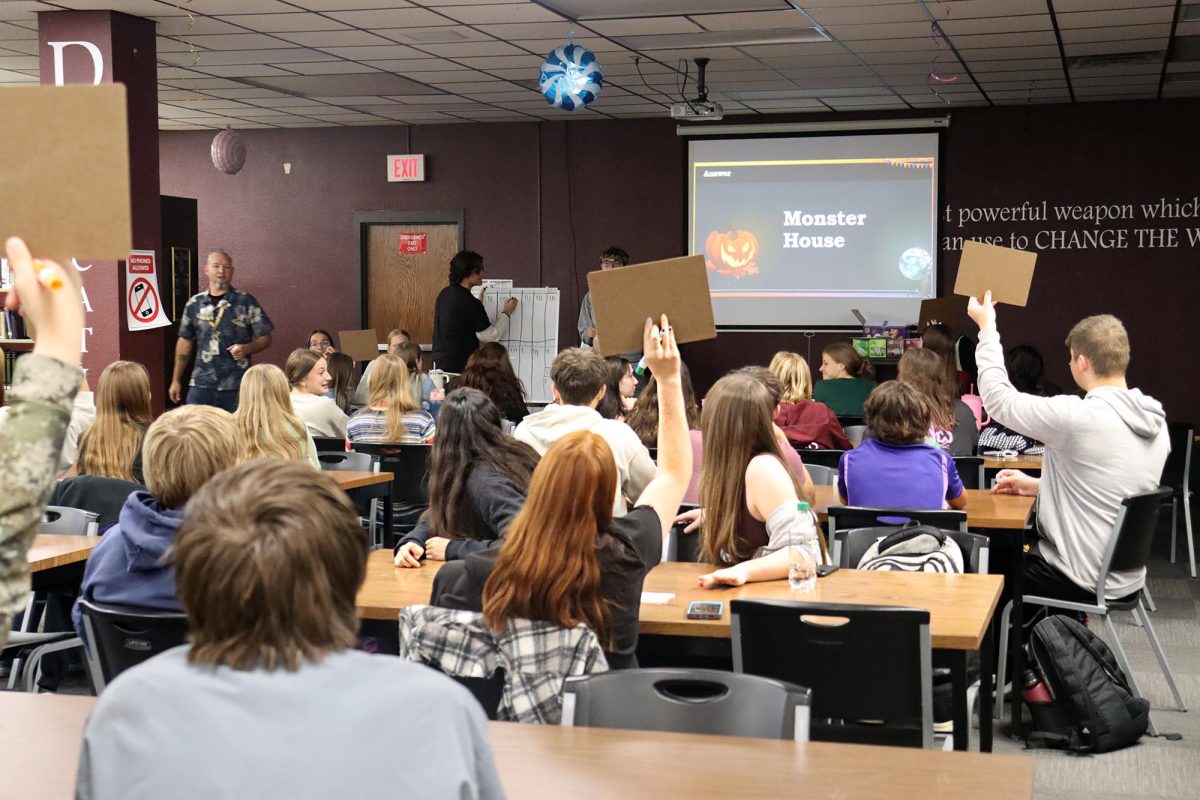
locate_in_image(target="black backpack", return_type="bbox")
[1025,615,1149,753]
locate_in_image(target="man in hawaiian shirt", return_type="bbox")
[169,250,273,412]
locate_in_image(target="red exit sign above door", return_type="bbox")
[387,154,425,182]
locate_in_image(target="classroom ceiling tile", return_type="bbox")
[324,8,452,28]
[213,13,351,33]
[276,30,398,48]
[154,16,247,36]
[377,26,494,45]
[281,61,383,75]
[417,40,526,57]
[433,3,567,24]
[246,73,445,96]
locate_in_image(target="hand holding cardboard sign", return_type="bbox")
[4,237,83,367]
[967,290,997,331]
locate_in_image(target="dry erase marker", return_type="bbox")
[33,260,64,291]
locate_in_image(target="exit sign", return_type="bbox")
[387,154,425,182]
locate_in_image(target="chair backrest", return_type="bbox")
[50,476,143,529]
[804,464,838,486]
[796,449,845,470]
[665,503,702,562]
[843,425,868,447]
[350,442,432,506]
[41,505,99,536]
[1161,422,1193,488]
[562,668,811,741]
[833,527,989,574]
[732,600,932,748]
[837,415,865,429]
[78,599,189,693]
[1101,487,1174,580]
[826,506,967,535]
[952,455,985,490]
[316,450,373,472]
[311,436,347,453]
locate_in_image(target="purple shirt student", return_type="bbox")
[838,439,964,509]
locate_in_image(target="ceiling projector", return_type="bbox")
[671,100,724,121]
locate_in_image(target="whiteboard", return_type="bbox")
[479,285,560,404]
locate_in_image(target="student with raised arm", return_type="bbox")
[432,316,691,669]
[0,237,85,651]
[969,291,1168,602]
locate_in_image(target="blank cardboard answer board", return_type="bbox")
[338,329,381,362]
[588,255,717,357]
[0,85,132,263]
[953,240,1037,307]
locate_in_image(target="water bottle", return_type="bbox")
[788,502,817,591]
[1021,669,1053,704]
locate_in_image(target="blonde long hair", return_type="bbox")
[366,354,420,441]
[698,373,811,565]
[235,364,310,463]
[769,351,813,404]
[78,361,152,482]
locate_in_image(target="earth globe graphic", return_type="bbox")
[898,247,932,281]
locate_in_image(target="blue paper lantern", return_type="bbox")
[540,43,603,111]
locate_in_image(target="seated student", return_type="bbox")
[235,364,320,468]
[837,381,966,511]
[769,351,851,450]
[0,237,84,653]
[680,373,823,589]
[969,294,1168,602]
[394,388,539,567]
[595,357,636,421]
[515,347,655,514]
[921,322,971,396]
[897,347,978,456]
[324,351,354,414]
[452,342,529,426]
[681,367,815,506]
[347,354,436,444]
[811,342,877,417]
[285,348,348,440]
[625,362,700,449]
[350,328,409,408]
[397,341,437,411]
[433,317,690,669]
[306,328,336,358]
[76,361,153,484]
[74,461,503,800]
[978,345,1055,454]
[71,405,238,640]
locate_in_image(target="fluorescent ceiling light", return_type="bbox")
[616,28,828,51]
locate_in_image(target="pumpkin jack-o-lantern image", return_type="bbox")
[704,229,759,278]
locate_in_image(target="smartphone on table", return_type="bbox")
[685,601,724,620]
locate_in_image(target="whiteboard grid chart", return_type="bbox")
[479,285,560,404]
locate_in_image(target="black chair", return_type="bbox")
[837,415,865,430]
[350,443,432,545]
[312,436,347,453]
[665,503,701,563]
[1162,422,1194,578]
[79,599,189,694]
[833,527,989,573]
[843,425,868,447]
[826,507,967,540]
[995,487,1185,733]
[953,456,985,491]
[732,600,933,748]
[51,476,143,529]
[316,450,373,472]
[562,668,811,740]
[804,464,838,486]
[796,449,845,470]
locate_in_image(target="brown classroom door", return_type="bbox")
[364,222,460,351]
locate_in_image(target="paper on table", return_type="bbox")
[640,592,676,605]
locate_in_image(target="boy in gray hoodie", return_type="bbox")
[969,292,1168,600]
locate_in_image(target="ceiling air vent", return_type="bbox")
[1066,51,1164,70]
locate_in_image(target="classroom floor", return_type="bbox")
[990,512,1200,800]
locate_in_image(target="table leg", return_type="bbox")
[383,492,395,551]
[980,622,994,752]
[950,650,968,751]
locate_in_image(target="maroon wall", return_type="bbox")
[159,99,1200,423]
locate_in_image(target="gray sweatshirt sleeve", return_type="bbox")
[475,311,511,344]
[577,293,595,345]
[350,359,374,408]
[976,327,1076,450]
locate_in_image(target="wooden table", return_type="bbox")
[328,470,392,491]
[0,692,1034,800]
[27,534,99,573]
[982,454,1043,471]
[812,484,1035,530]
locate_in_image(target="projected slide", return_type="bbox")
[688,133,939,327]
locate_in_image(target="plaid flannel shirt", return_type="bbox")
[398,605,608,724]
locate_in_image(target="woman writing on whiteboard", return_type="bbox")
[811,342,877,418]
[430,250,517,373]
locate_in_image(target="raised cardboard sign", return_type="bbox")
[338,329,381,362]
[0,84,131,263]
[953,240,1037,307]
[588,254,717,356]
